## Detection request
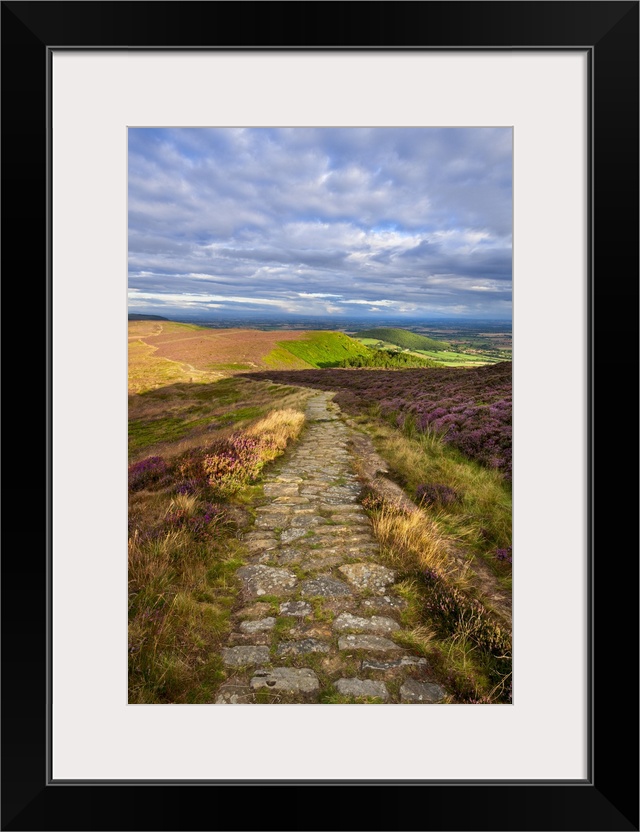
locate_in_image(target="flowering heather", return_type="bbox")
[169,409,305,498]
[171,436,271,498]
[173,437,266,498]
[128,456,169,491]
[202,435,266,495]
[416,483,460,507]
[495,546,513,564]
[175,479,199,495]
[176,449,212,489]
[247,363,512,480]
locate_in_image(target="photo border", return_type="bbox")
[2,2,638,830]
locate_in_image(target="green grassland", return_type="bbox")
[262,345,314,369]
[265,331,438,369]
[354,330,507,367]
[412,349,502,366]
[355,327,450,351]
[357,338,386,347]
[269,331,371,367]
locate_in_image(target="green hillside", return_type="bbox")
[355,327,450,351]
[268,331,372,368]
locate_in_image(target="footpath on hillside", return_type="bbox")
[216,391,447,704]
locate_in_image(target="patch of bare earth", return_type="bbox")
[138,326,312,370]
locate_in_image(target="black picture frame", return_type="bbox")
[2,2,638,830]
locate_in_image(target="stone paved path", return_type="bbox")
[216,392,447,704]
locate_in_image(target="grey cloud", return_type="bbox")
[128,128,512,319]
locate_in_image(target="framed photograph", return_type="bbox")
[3,2,637,830]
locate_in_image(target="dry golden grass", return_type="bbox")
[393,623,437,656]
[356,417,511,570]
[371,504,456,578]
[246,408,306,456]
[165,493,198,518]
[128,334,223,395]
[128,529,183,595]
[128,320,164,339]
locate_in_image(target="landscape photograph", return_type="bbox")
[128,126,512,705]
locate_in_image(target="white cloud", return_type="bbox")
[128,127,512,318]
[298,292,343,299]
[340,299,400,308]
[129,291,287,308]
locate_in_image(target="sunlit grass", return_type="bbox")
[362,416,512,561]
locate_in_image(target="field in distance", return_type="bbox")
[129,321,442,393]
[351,326,510,367]
[129,320,508,394]
[129,321,348,392]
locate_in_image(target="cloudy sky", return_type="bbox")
[128,127,512,321]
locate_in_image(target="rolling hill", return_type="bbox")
[128,322,397,393]
[355,327,450,351]
[269,331,372,368]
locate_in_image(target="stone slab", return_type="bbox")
[338,634,402,652]
[362,656,428,671]
[239,617,276,634]
[400,678,446,703]
[237,565,297,598]
[279,601,312,617]
[215,684,255,704]
[280,528,308,544]
[275,638,330,657]
[339,563,396,595]
[336,678,389,701]
[332,613,400,634]
[250,667,320,693]
[221,646,271,667]
[300,577,353,598]
[361,595,408,613]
